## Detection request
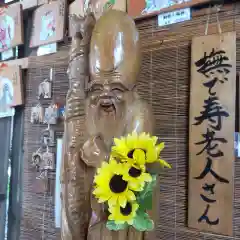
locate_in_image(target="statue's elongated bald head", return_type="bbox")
[89,10,140,88]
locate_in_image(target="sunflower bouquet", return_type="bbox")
[93,132,171,231]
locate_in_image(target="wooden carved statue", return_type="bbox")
[61,10,158,240]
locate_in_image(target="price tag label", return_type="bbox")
[158,8,191,27]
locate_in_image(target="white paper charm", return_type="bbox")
[38,79,52,99]
[44,104,58,124]
[31,104,44,124]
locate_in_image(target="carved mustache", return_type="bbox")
[98,97,114,105]
[97,97,117,113]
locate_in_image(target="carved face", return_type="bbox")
[87,79,128,115]
[85,79,132,142]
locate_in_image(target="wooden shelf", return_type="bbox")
[134,0,212,21]
[3,58,29,69]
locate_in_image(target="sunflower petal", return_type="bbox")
[132,202,139,211]
[133,149,145,165]
[158,159,171,168]
[98,195,109,203]
[108,195,118,207]
[92,187,103,196]
[109,158,117,165]
[156,142,165,155]
[114,138,124,146]
[142,173,152,182]
[126,190,136,201]
[146,148,157,163]
[151,136,158,145]
[119,195,127,208]
[129,182,142,192]
[126,132,137,149]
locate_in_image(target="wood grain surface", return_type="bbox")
[29,0,67,48]
[0,3,24,52]
[188,32,236,236]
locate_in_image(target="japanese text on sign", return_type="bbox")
[188,32,236,236]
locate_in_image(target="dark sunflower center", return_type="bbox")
[120,202,132,216]
[109,175,128,193]
[128,167,142,178]
[127,148,146,159]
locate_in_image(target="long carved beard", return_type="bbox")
[97,111,121,145]
[85,101,126,148]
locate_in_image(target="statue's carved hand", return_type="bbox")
[81,134,108,168]
[70,13,96,45]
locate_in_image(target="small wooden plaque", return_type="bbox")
[0,65,23,107]
[0,3,24,52]
[188,32,236,236]
[30,0,67,48]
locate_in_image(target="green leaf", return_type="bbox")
[133,210,154,231]
[106,221,128,231]
[137,174,157,210]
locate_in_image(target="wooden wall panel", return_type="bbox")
[20,46,69,239]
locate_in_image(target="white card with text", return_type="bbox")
[158,8,191,27]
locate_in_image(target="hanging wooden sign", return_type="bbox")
[0,3,24,52]
[30,0,66,48]
[188,32,236,236]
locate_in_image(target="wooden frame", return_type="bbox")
[30,0,67,48]
[0,65,23,108]
[0,3,24,52]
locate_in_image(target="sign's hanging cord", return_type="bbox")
[205,5,222,36]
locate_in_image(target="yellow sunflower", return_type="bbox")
[122,163,152,191]
[108,201,139,225]
[112,132,171,168]
[93,159,137,207]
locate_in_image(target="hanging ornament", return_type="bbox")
[31,148,43,169]
[44,103,59,124]
[42,148,55,170]
[30,104,44,124]
[38,79,52,99]
[41,124,55,147]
